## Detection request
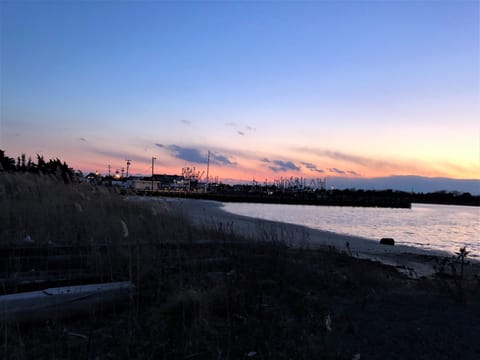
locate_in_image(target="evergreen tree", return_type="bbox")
[0,150,75,182]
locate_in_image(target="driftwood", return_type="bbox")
[0,241,238,323]
[0,281,134,322]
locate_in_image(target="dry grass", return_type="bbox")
[1,173,479,360]
[0,173,192,246]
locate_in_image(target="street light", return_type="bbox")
[125,159,131,178]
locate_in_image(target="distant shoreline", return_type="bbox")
[132,189,480,208]
[139,190,413,208]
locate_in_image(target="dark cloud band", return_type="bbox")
[157,144,235,166]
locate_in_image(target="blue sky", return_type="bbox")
[1,1,479,185]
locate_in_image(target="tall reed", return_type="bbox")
[0,173,191,246]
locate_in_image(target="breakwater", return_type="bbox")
[142,189,413,208]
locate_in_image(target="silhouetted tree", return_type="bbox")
[44,158,74,183]
[0,150,16,171]
[20,153,26,170]
[36,154,46,173]
[1,150,75,183]
[27,156,34,171]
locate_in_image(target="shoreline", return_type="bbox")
[143,197,469,277]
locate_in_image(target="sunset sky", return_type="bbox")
[1,1,479,183]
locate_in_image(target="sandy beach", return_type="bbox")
[157,197,458,277]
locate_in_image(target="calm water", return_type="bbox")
[222,203,480,258]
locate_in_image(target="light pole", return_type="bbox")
[151,157,156,192]
[125,159,131,178]
[205,150,210,192]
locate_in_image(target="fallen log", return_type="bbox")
[0,281,135,322]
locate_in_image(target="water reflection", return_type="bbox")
[222,203,480,257]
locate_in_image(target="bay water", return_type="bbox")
[221,203,480,258]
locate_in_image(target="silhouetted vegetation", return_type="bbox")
[432,247,477,304]
[410,190,479,206]
[0,149,74,184]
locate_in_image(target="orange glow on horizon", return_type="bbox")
[69,156,480,182]
[7,145,478,182]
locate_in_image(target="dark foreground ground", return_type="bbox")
[2,240,479,360]
[1,173,478,359]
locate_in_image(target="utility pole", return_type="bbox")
[125,159,131,177]
[151,157,156,192]
[108,164,111,177]
[205,151,210,192]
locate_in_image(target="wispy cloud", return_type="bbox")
[211,152,235,166]
[329,168,345,174]
[79,137,87,142]
[263,158,301,173]
[156,144,235,166]
[329,168,360,176]
[301,162,324,173]
[323,151,372,166]
[295,147,395,169]
[157,144,207,163]
[226,122,255,136]
[180,119,192,125]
